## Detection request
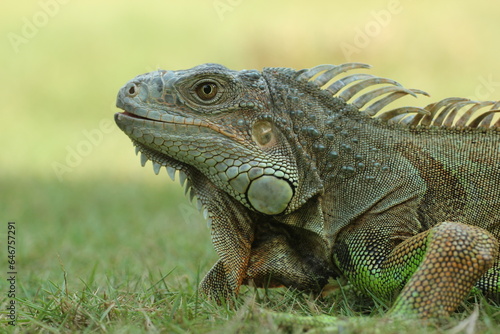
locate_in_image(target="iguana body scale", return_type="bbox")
[115,63,500,318]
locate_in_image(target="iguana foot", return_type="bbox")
[390,222,498,318]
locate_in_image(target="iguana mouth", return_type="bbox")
[116,109,242,143]
[120,111,149,120]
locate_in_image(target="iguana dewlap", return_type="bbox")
[115,63,500,318]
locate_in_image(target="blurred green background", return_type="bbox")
[1,0,499,311]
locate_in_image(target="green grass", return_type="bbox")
[1,0,500,332]
[1,178,499,333]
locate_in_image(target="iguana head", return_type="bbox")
[115,64,319,216]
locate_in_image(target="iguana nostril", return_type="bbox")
[127,83,139,97]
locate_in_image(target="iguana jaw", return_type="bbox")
[115,110,295,216]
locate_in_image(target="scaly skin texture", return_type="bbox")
[115,63,500,319]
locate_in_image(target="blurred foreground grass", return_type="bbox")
[1,0,500,332]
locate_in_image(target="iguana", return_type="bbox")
[114,62,500,319]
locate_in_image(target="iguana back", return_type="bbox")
[115,62,500,318]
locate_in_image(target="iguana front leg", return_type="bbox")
[333,215,499,318]
[197,184,255,300]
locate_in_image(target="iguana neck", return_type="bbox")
[266,67,385,185]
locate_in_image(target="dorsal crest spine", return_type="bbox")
[295,63,500,129]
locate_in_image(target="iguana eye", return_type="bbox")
[194,81,218,101]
